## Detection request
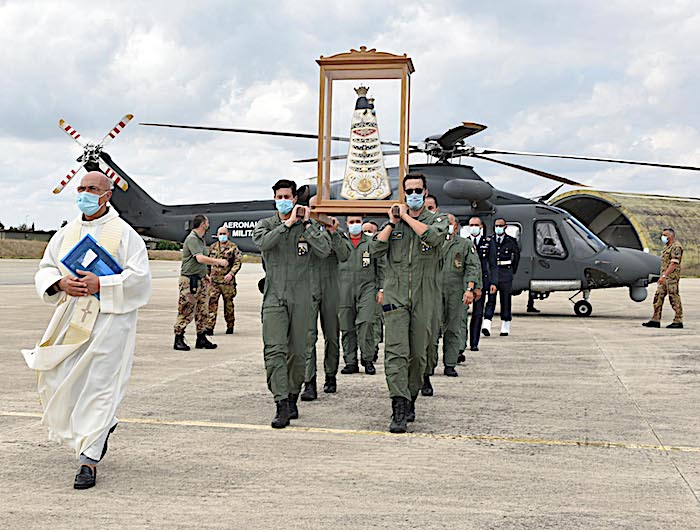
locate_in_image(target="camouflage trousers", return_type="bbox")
[174,276,210,335]
[652,280,683,323]
[206,281,237,331]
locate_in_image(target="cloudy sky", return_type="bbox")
[2,0,700,229]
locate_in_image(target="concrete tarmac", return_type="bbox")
[0,259,698,529]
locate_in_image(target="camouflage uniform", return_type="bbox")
[206,240,243,331]
[652,240,683,323]
[174,276,210,334]
[174,230,210,335]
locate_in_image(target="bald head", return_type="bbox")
[81,171,113,191]
[309,195,318,208]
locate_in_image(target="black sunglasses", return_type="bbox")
[404,188,424,195]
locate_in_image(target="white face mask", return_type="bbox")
[448,225,455,235]
[469,226,482,237]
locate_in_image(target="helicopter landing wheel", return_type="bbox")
[574,300,592,317]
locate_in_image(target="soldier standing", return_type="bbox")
[339,215,384,377]
[482,218,520,337]
[301,202,351,401]
[466,217,498,352]
[205,226,243,335]
[253,180,331,428]
[423,214,481,393]
[174,215,229,351]
[362,221,384,362]
[643,228,684,329]
[370,173,449,433]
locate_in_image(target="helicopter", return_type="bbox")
[53,116,700,316]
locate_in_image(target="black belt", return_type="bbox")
[182,274,202,294]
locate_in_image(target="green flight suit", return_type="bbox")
[370,209,449,400]
[253,215,331,402]
[338,233,385,365]
[305,230,352,381]
[427,234,482,372]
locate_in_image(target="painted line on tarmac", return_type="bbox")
[3,410,700,454]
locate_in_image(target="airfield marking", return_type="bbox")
[2,410,700,454]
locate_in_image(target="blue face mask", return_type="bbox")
[495,226,505,236]
[76,191,107,216]
[348,223,362,236]
[275,199,294,215]
[218,235,228,243]
[406,193,425,211]
[661,235,669,244]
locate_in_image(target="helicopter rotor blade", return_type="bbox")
[471,154,588,187]
[293,149,405,164]
[53,162,85,194]
[100,114,134,147]
[475,147,700,172]
[140,122,403,147]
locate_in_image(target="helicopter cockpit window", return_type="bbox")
[505,223,521,243]
[535,221,567,259]
[563,217,605,257]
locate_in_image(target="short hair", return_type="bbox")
[469,216,483,226]
[426,194,438,207]
[193,214,208,229]
[495,218,507,224]
[366,221,379,228]
[664,228,675,236]
[403,172,427,189]
[272,179,297,196]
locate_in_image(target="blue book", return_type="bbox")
[61,234,123,299]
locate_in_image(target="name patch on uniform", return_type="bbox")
[298,236,309,256]
[391,232,403,240]
[362,250,370,268]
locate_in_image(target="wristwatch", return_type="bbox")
[303,220,311,228]
[387,222,396,229]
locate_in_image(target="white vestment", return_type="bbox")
[24,208,151,460]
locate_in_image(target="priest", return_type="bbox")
[22,171,152,490]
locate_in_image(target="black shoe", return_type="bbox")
[323,376,337,394]
[226,326,234,334]
[500,332,509,336]
[173,333,190,351]
[99,423,118,460]
[195,333,218,349]
[271,399,290,429]
[373,351,379,363]
[389,397,409,434]
[667,322,684,329]
[470,346,479,352]
[642,320,661,328]
[73,465,96,490]
[300,377,317,401]
[457,353,466,364]
[204,328,214,336]
[407,396,416,423]
[527,306,541,313]
[421,375,433,397]
[288,393,299,420]
[444,366,458,377]
[340,363,359,375]
[364,361,376,375]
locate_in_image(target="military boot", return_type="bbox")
[195,333,218,349]
[288,393,300,420]
[389,397,409,434]
[364,361,376,375]
[300,376,317,401]
[444,366,458,377]
[204,328,214,336]
[421,375,434,397]
[226,326,234,334]
[642,320,660,328]
[407,396,417,423]
[271,399,290,429]
[340,363,359,374]
[174,333,190,351]
[323,376,337,394]
[457,352,466,364]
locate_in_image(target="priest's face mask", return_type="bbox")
[76,173,113,215]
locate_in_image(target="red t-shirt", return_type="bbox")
[350,235,362,248]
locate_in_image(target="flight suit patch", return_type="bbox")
[421,242,433,253]
[362,250,370,268]
[391,231,403,240]
[453,252,463,269]
[297,236,309,256]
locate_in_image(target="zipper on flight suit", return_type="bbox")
[408,233,414,306]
